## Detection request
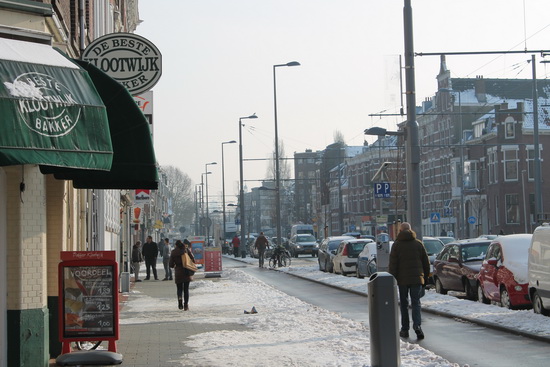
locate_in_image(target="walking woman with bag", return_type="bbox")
[169,239,195,310]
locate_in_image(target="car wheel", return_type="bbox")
[477,283,490,304]
[500,287,512,309]
[435,278,447,295]
[533,291,550,316]
[464,280,476,301]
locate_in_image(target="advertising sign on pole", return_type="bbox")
[187,236,205,265]
[58,251,119,354]
[204,246,222,276]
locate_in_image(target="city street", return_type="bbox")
[226,256,550,367]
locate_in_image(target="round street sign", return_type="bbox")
[82,33,162,95]
[468,216,476,224]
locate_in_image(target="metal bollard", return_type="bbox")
[120,272,130,293]
[368,272,400,367]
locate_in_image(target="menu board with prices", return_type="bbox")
[63,265,116,338]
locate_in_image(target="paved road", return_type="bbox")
[225,257,550,367]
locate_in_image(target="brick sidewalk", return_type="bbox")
[50,260,247,367]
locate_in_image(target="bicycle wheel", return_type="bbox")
[282,254,291,267]
[74,340,102,350]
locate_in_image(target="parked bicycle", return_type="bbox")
[269,246,292,268]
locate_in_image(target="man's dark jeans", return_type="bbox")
[398,284,422,331]
[145,257,158,279]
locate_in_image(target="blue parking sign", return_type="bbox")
[373,182,391,198]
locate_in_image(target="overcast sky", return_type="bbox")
[136,0,550,209]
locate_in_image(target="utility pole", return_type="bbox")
[403,0,422,239]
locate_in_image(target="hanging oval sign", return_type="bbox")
[82,33,162,96]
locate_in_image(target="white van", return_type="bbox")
[528,223,550,315]
[290,224,314,238]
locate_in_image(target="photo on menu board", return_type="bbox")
[63,265,115,338]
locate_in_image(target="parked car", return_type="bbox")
[477,234,532,309]
[317,236,354,272]
[333,239,372,276]
[528,223,550,315]
[289,234,319,257]
[356,241,379,278]
[433,240,491,300]
[477,234,499,240]
[423,236,445,283]
[360,234,376,241]
[342,232,361,239]
[436,236,456,245]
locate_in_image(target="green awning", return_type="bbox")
[41,60,159,189]
[0,38,113,170]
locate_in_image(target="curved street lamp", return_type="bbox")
[239,113,258,257]
[205,162,217,243]
[201,172,211,236]
[273,61,300,246]
[221,140,236,248]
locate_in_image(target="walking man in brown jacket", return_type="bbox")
[389,222,430,339]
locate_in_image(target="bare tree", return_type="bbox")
[333,130,346,145]
[266,141,291,184]
[161,165,195,233]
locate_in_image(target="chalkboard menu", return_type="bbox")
[62,265,116,338]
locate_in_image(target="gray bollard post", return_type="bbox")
[368,271,400,367]
[120,272,130,293]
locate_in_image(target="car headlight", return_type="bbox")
[296,245,302,249]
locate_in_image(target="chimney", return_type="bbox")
[475,75,487,103]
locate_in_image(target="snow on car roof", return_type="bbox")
[493,234,532,284]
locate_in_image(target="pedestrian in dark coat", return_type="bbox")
[142,236,159,280]
[254,232,270,268]
[389,222,430,340]
[169,239,195,310]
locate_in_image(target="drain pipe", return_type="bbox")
[79,0,86,57]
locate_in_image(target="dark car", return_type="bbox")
[433,240,491,300]
[288,234,319,257]
[317,236,354,272]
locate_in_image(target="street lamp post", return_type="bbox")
[194,184,201,235]
[239,113,258,257]
[273,61,300,245]
[221,140,236,249]
[201,172,211,236]
[205,162,217,244]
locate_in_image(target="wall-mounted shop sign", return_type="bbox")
[82,33,162,96]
